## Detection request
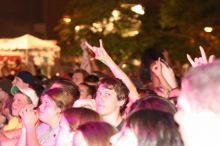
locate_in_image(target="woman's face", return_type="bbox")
[110,126,137,146]
[12,93,30,116]
[38,95,61,123]
[73,130,88,146]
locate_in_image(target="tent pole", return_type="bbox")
[25,48,28,64]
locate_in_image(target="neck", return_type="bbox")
[48,115,61,129]
[102,110,122,127]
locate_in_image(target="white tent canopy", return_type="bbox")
[0,34,60,64]
[0,34,60,51]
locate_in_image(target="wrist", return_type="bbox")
[157,74,164,79]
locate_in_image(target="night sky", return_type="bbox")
[0,0,71,39]
[0,0,160,39]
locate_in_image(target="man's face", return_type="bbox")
[79,84,90,99]
[95,85,121,116]
[12,77,28,88]
[72,73,84,86]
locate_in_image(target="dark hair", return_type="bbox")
[125,109,183,146]
[97,77,129,114]
[16,71,36,86]
[140,47,164,82]
[137,88,157,98]
[64,107,100,131]
[128,95,176,115]
[79,82,96,98]
[84,75,99,86]
[77,121,117,146]
[47,77,80,102]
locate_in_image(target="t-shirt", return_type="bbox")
[3,117,22,131]
[36,123,59,146]
[36,120,73,146]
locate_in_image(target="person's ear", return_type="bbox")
[118,99,126,107]
[56,106,62,114]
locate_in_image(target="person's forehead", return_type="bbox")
[50,83,62,89]
[74,72,83,77]
[14,92,28,100]
[79,84,88,89]
[98,85,115,93]
[41,94,51,100]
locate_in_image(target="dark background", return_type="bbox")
[0,0,71,39]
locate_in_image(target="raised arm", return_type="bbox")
[80,39,92,73]
[85,39,140,102]
[151,58,172,91]
[187,46,215,67]
[17,105,40,146]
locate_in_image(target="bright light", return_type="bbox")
[75,25,80,32]
[132,59,141,66]
[63,16,71,24]
[204,27,213,32]
[131,4,145,15]
[56,73,60,76]
[92,22,102,28]
[122,30,139,37]
[112,10,120,20]
[122,64,127,68]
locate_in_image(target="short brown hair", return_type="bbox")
[41,88,74,111]
[97,77,129,114]
[77,121,117,146]
[64,107,100,131]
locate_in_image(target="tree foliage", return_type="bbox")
[56,0,220,65]
[160,0,220,58]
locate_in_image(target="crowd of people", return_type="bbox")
[0,39,219,146]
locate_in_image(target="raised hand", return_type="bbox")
[151,58,163,77]
[151,58,177,90]
[19,104,38,128]
[85,39,111,64]
[187,46,216,67]
[80,39,88,51]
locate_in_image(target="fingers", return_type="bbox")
[19,104,35,117]
[209,55,216,63]
[85,41,95,52]
[199,46,208,63]
[187,54,195,66]
[99,39,103,48]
